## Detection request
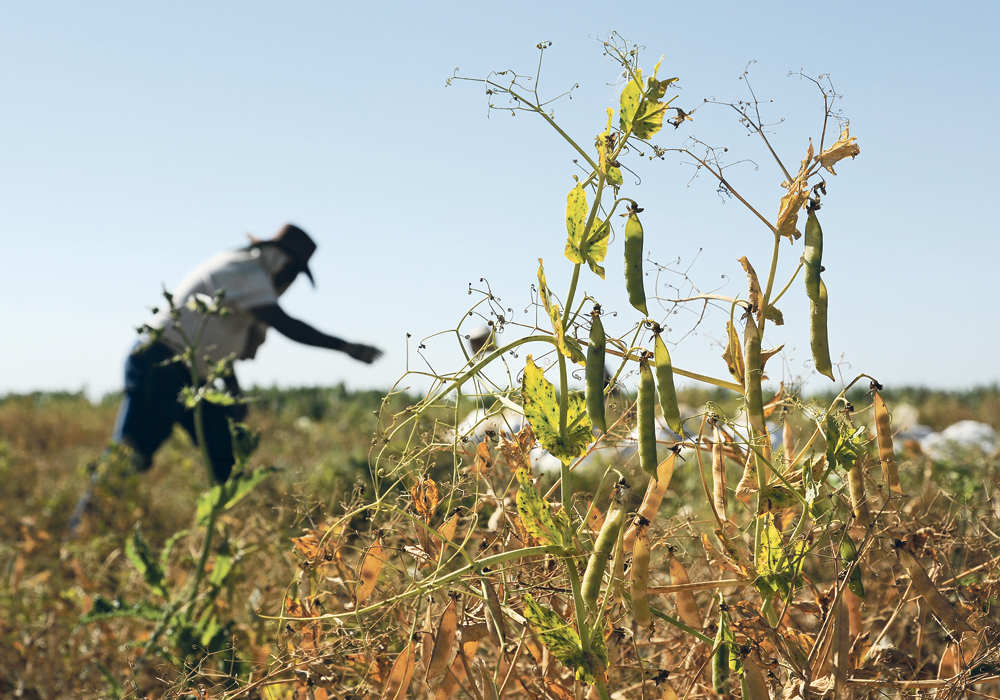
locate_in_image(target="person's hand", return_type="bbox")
[346,343,383,364]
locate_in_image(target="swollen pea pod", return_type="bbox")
[624,210,648,316]
[839,532,865,599]
[712,605,733,696]
[581,478,630,612]
[803,209,823,302]
[654,331,683,437]
[804,210,835,380]
[810,279,835,380]
[586,305,607,433]
[637,352,659,478]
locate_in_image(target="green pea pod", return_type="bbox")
[810,278,834,380]
[840,532,865,599]
[713,608,732,696]
[654,333,683,438]
[581,479,630,612]
[637,353,658,478]
[803,210,823,302]
[586,307,607,433]
[624,212,648,315]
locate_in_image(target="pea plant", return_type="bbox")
[79,289,276,686]
[273,36,997,700]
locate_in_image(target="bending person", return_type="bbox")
[112,223,382,483]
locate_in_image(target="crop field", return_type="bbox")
[2,384,999,699]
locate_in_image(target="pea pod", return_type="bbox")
[624,211,648,315]
[623,451,677,551]
[654,332,683,437]
[847,454,871,528]
[839,532,865,599]
[803,209,823,302]
[637,353,658,478]
[586,306,607,433]
[810,279,834,380]
[631,516,652,627]
[712,606,732,696]
[581,479,630,612]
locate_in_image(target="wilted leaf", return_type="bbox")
[738,256,763,320]
[537,260,586,364]
[521,356,592,465]
[473,442,492,477]
[619,72,643,133]
[760,344,785,376]
[523,594,608,685]
[515,465,573,550]
[723,320,745,387]
[764,305,784,326]
[633,100,670,140]
[776,186,808,241]
[411,477,439,516]
[817,126,860,175]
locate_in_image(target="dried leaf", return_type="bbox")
[776,185,809,242]
[722,320,745,388]
[738,256,763,320]
[817,126,860,175]
[473,442,493,477]
[411,477,439,516]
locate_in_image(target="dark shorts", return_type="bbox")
[112,342,240,483]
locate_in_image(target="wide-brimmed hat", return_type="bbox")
[249,223,316,285]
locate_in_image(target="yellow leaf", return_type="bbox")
[817,126,860,175]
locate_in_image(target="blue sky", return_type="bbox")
[2,1,997,399]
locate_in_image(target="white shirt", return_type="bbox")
[149,246,290,375]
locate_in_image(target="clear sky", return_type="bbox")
[2,1,997,400]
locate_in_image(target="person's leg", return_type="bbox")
[113,343,186,471]
[178,401,237,484]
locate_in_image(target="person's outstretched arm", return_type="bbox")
[250,304,383,364]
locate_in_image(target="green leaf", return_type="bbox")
[521,356,593,465]
[125,523,167,597]
[159,528,190,574]
[196,485,224,526]
[537,260,586,364]
[523,594,607,685]
[209,554,233,588]
[201,388,236,406]
[758,486,798,513]
[81,596,164,625]
[515,465,573,550]
[756,514,787,577]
